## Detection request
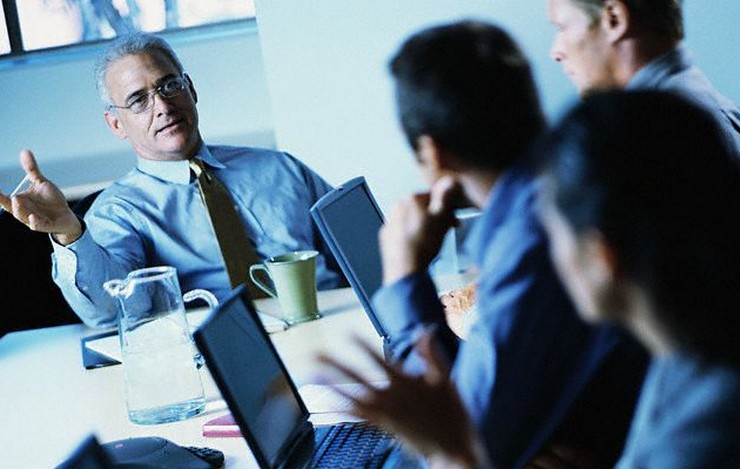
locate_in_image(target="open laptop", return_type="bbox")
[193,286,423,468]
[310,177,390,350]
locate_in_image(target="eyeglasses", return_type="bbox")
[107,74,189,114]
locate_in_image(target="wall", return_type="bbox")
[256,0,740,211]
[1,1,738,205]
[0,24,275,195]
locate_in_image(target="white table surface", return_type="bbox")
[0,287,386,469]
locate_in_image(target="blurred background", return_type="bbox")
[1,0,738,211]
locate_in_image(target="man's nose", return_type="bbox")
[151,91,174,115]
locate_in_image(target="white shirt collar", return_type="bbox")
[135,145,226,185]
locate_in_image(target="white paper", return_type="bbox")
[299,381,389,414]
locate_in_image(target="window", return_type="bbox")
[1,4,11,54]
[1,0,254,58]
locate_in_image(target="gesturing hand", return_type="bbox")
[317,330,485,468]
[379,175,463,284]
[0,149,82,245]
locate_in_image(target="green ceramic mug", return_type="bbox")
[248,250,321,324]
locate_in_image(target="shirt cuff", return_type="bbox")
[373,272,444,340]
[50,228,99,295]
[49,217,87,249]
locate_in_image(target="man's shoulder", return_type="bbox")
[96,171,140,198]
[633,355,740,466]
[649,57,739,113]
[659,67,720,99]
[480,167,540,234]
[206,145,315,182]
[206,144,290,163]
[475,169,553,289]
[85,180,138,217]
[90,169,163,213]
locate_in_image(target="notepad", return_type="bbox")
[300,381,388,414]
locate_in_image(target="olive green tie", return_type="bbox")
[189,158,267,299]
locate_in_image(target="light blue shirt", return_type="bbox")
[52,144,344,327]
[627,44,740,157]
[374,163,648,468]
[617,352,740,468]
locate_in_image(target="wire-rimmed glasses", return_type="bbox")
[107,74,190,114]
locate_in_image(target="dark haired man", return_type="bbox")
[369,20,648,468]
[548,0,740,156]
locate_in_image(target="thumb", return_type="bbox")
[428,175,460,218]
[20,149,47,184]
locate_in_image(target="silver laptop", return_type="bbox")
[310,177,390,346]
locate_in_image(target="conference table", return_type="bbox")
[0,275,472,469]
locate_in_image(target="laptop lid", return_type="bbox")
[310,177,388,340]
[193,286,311,468]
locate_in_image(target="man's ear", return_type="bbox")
[416,135,441,170]
[602,0,630,43]
[415,135,460,172]
[185,73,198,104]
[104,111,127,140]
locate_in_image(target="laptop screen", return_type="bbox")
[194,287,307,468]
[310,177,387,338]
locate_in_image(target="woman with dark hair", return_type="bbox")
[321,91,740,468]
[538,90,740,467]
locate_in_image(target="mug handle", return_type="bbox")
[249,264,277,298]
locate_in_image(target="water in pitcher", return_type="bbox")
[122,315,205,424]
[104,266,215,425]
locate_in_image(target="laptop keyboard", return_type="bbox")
[310,422,395,468]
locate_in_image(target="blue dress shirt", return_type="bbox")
[52,144,344,327]
[617,352,740,468]
[374,163,649,468]
[627,44,740,157]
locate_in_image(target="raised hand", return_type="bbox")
[0,150,82,245]
[317,330,486,468]
[379,175,463,284]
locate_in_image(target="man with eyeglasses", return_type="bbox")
[0,33,345,328]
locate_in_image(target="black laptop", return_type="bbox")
[310,177,391,350]
[193,286,423,468]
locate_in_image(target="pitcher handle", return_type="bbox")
[182,289,217,369]
[183,289,219,309]
[102,278,127,298]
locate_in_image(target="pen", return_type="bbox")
[0,174,30,213]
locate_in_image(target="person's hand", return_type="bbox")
[379,175,462,284]
[439,281,477,339]
[317,330,485,468]
[0,149,82,245]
